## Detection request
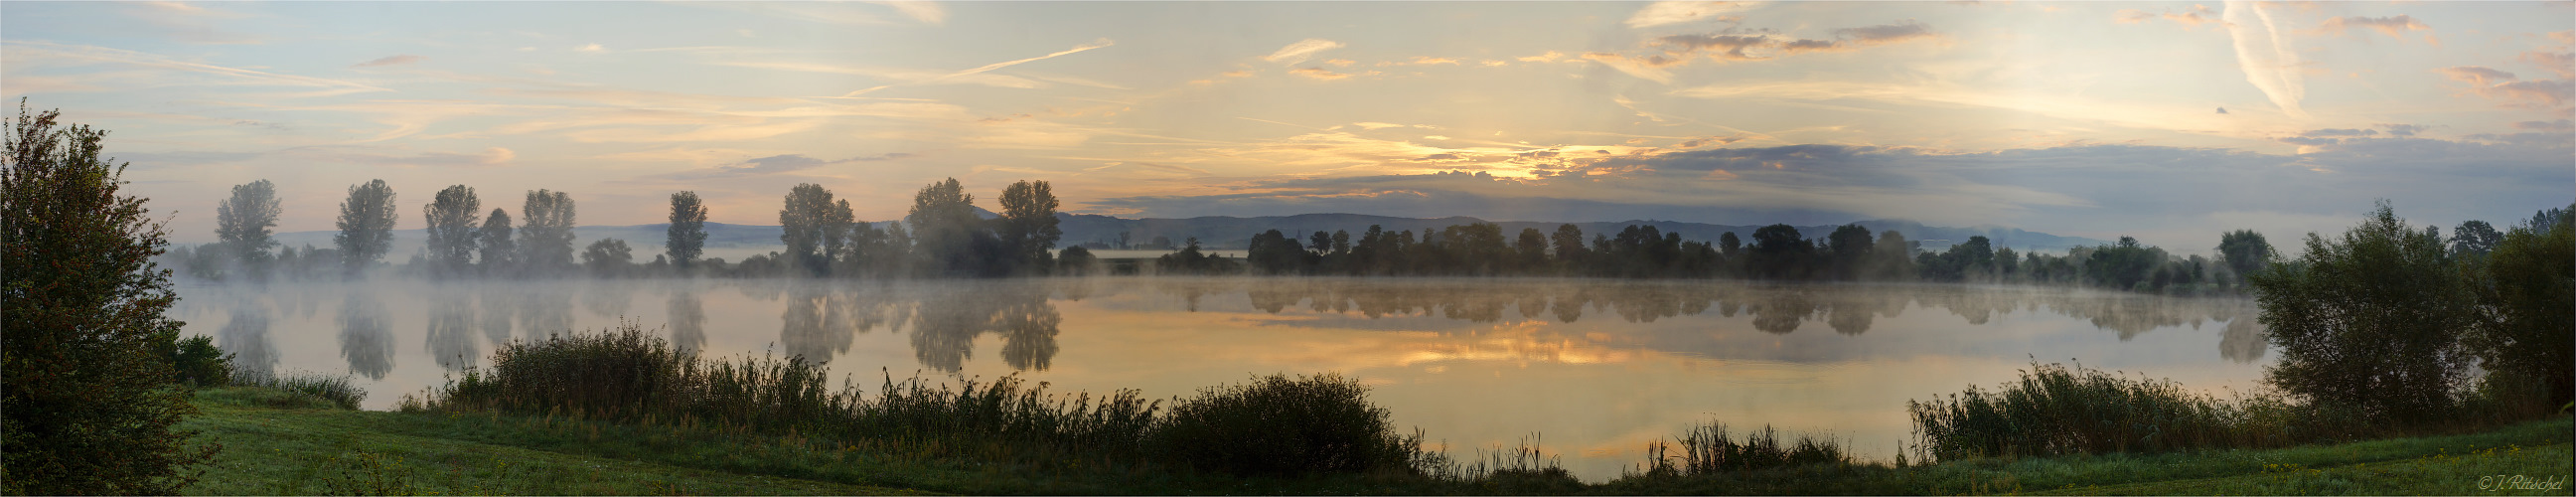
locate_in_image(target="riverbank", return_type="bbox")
[182,386,2570,495]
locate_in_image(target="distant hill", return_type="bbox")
[261,212,2107,261]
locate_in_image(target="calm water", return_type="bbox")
[170,277,2270,481]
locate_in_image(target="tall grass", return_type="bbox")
[1903,360,2383,463]
[407,322,1433,477]
[229,369,367,410]
[1638,422,1855,477]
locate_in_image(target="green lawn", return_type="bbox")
[180,386,2575,495]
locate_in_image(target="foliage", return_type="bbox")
[907,178,990,277]
[666,191,707,271]
[1150,373,1416,476]
[2464,212,2573,409]
[214,179,281,278]
[779,183,852,277]
[581,239,635,278]
[422,185,482,278]
[476,209,515,277]
[1056,246,1098,275]
[518,189,577,275]
[2,101,218,494]
[333,179,398,278]
[2217,229,2272,283]
[2449,220,2502,260]
[996,180,1062,275]
[163,334,235,389]
[2248,201,2476,425]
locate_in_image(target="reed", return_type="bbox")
[1640,422,1855,476]
[409,322,1435,478]
[229,369,367,411]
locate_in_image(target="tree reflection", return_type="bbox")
[1136,278,2268,363]
[581,281,634,319]
[478,286,516,344]
[779,284,851,365]
[338,291,392,380]
[218,301,277,377]
[425,288,477,372]
[669,290,705,355]
[521,286,573,338]
[908,282,1062,373]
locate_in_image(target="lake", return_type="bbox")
[169,277,2270,481]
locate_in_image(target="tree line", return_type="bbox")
[166,177,1080,280]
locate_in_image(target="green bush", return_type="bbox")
[1149,373,1416,476]
[2,101,217,493]
[163,334,234,389]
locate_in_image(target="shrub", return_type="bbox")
[1907,361,2269,462]
[163,334,234,389]
[1149,373,1416,476]
[2248,202,2478,425]
[2,101,217,494]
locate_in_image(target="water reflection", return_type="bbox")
[908,283,1064,373]
[780,284,853,364]
[2220,317,2266,364]
[217,301,277,376]
[479,288,516,344]
[522,287,572,337]
[425,288,476,372]
[582,282,633,319]
[337,291,392,380]
[669,290,705,355]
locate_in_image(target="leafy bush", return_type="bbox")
[2,101,218,494]
[1149,373,1416,476]
[163,334,234,389]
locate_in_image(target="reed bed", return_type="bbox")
[1903,361,2340,463]
[406,322,1429,477]
[229,370,367,410]
[1639,422,1856,477]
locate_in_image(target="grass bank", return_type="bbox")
[186,383,2572,495]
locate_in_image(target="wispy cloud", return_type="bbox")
[2439,66,2572,109]
[2222,0,2307,118]
[1263,39,1346,66]
[354,55,425,68]
[870,1,947,25]
[2314,15,2431,42]
[1625,1,1756,29]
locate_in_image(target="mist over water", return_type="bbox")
[169,276,2269,481]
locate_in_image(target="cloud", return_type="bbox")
[2376,123,2428,137]
[2300,128,2376,137]
[836,38,1115,97]
[1289,67,1366,81]
[1516,51,1570,63]
[1591,20,1940,81]
[869,1,947,25]
[2521,50,2575,79]
[1834,20,1936,46]
[296,146,516,168]
[2119,5,2221,29]
[577,43,607,53]
[667,152,915,179]
[354,55,426,68]
[120,1,262,45]
[2439,66,2572,109]
[2512,119,2574,132]
[3,41,390,95]
[2222,0,2308,118]
[1263,39,1347,66]
[1625,1,1755,29]
[2315,15,2430,41]
[2440,66,2518,86]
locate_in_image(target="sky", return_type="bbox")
[4,1,2569,254]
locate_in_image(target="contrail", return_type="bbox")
[2223,1,2307,119]
[838,38,1116,97]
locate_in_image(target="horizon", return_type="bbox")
[5,1,2569,254]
